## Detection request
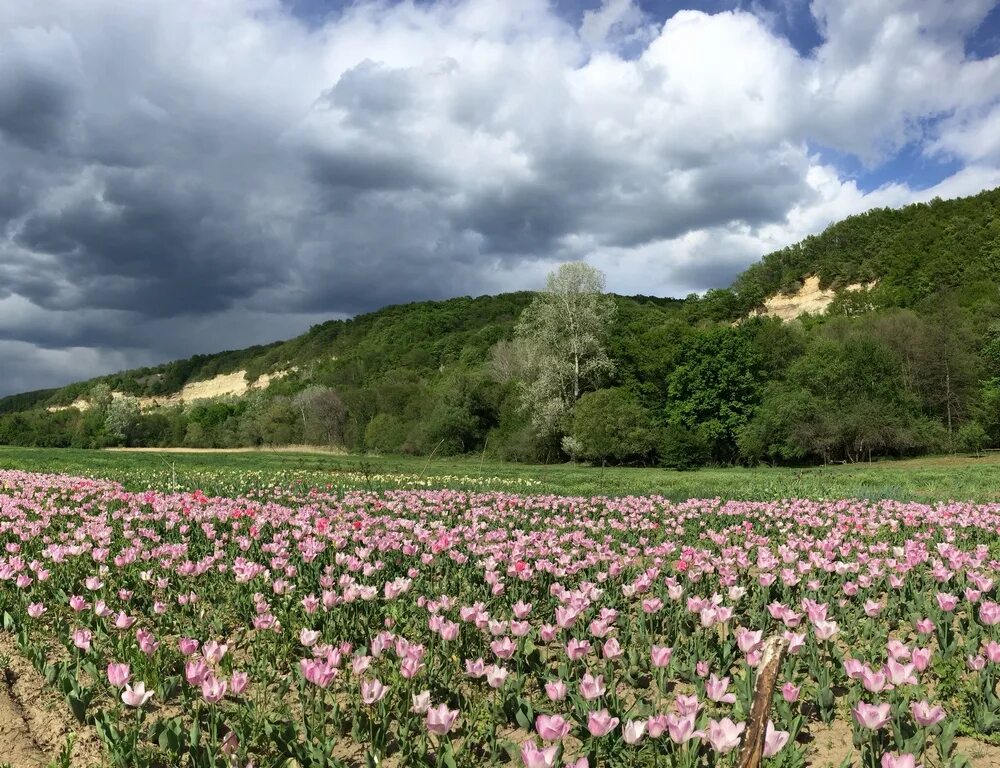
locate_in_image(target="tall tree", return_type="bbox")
[515,262,616,434]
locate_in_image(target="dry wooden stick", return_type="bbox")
[736,634,789,768]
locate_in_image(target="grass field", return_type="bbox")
[2,445,1000,502]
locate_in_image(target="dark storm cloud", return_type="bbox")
[0,69,76,151]
[0,42,79,151]
[0,0,997,395]
[9,170,285,316]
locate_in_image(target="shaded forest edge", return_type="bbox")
[2,187,999,469]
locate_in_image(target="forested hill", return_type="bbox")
[728,186,1000,315]
[2,186,999,466]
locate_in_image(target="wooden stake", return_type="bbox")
[736,634,789,768]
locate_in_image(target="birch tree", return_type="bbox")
[515,262,616,434]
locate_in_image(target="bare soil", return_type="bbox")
[804,720,1000,767]
[0,634,105,768]
[756,275,875,321]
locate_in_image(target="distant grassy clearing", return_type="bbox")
[2,445,1000,502]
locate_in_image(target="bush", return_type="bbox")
[657,425,710,470]
[958,421,988,457]
[364,414,409,454]
[571,388,655,465]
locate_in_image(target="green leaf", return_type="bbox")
[514,699,534,730]
[189,717,201,750]
[66,692,87,723]
[442,742,457,768]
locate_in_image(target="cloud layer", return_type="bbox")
[1,0,998,393]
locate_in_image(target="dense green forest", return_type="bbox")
[2,187,999,468]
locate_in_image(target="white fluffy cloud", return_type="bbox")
[0,0,998,392]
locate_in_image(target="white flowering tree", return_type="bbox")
[515,262,616,435]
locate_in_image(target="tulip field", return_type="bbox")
[0,457,999,767]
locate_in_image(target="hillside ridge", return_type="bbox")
[2,186,999,468]
[8,185,999,412]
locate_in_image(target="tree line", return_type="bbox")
[2,187,999,468]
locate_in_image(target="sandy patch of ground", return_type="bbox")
[756,275,876,321]
[805,720,1000,767]
[47,368,294,413]
[0,633,105,768]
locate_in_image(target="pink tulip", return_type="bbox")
[113,611,135,630]
[651,645,672,668]
[881,754,917,768]
[137,628,159,655]
[984,641,1000,664]
[520,740,558,768]
[299,658,337,688]
[935,592,958,612]
[586,709,619,737]
[230,671,249,695]
[491,637,516,659]
[885,658,918,686]
[121,681,153,708]
[185,659,209,686]
[27,603,46,618]
[783,631,806,654]
[763,721,789,757]
[602,637,623,660]
[980,601,1000,626]
[567,638,590,660]
[178,637,199,655]
[202,640,227,664]
[622,719,646,745]
[844,658,864,679]
[426,703,459,735]
[535,714,571,742]
[642,598,663,613]
[647,714,668,738]
[853,701,891,730]
[465,658,486,678]
[861,667,889,693]
[674,694,701,716]
[666,712,703,744]
[911,647,932,672]
[411,691,431,714]
[864,599,883,617]
[360,678,389,705]
[555,606,579,628]
[72,629,92,652]
[781,682,800,703]
[579,673,605,700]
[707,718,745,754]
[486,665,509,689]
[107,663,130,687]
[813,620,839,641]
[201,674,227,704]
[910,700,945,726]
[737,628,762,654]
[705,674,736,704]
[545,680,568,701]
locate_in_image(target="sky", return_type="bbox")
[1,0,999,396]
